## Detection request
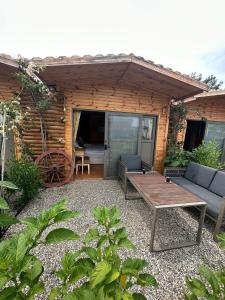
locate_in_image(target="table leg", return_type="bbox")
[150,207,158,251]
[82,156,84,174]
[196,204,207,244]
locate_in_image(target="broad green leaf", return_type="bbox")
[123,291,133,300]
[63,287,96,300]
[83,247,98,261]
[113,227,127,241]
[27,282,45,298]
[0,197,9,209]
[117,238,135,250]
[48,287,62,300]
[21,217,38,227]
[0,214,19,227]
[185,276,209,297]
[0,287,18,299]
[199,265,220,295]
[0,181,18,190]
[75,258,95,276]
[20,257,43,283]
[132,293,147,300]
[122,258,148,275]
[84,228,99,244]
[105,270,120,284]
[90,260,112,288]
[137,273,157,287]
[97,235,108,248]
[45,228,80,244]
[0,275,8,289]
[54,210,80,222]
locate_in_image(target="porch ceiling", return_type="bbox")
[34,55,207,100]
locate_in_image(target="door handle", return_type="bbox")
[104,145,109,150]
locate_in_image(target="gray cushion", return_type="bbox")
[184,162,217,188]
[209,171,225,197]
[172,177,223,219]
[120,154,141,171]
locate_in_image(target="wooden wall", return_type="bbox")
[178,97,225,142]
[64,84,170,172]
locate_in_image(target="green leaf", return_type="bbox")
[0,275,8,289]
[123,291,133,300]
[97,235,108,248]
[0,197,9,209]
[122,258,148,275]
[0,287,18,300]
[48,287,62,300]
[113,227,127,240]
[75,258,95,276]
[83,247,98,261]
[199,266,220,295]
[21,217,38,227]
[0,214,19,227]
[105,270,120,284]
[132,294,147,300]
[90,260,112,288]
[185,276,209,297]
[54,210,80,222]
[20,257,43,283]
[0,181,18,190]
[137,273,157,287]
[84,228,99,244]
[45,228,80,244]
[117,238,135,250]
[63,287,96,300]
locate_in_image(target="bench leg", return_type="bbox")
[150,207,158,251]
[213,199,225,241]
[196,204,207,244]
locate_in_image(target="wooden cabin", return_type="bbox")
[0,54,207,179]
[177,91,225,160]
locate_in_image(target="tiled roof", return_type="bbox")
[0,53,208,90]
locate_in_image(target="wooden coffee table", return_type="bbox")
[125,172,207,252]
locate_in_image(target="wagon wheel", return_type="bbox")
[35,150,74,188]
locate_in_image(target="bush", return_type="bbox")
[164,145,193,167]
[0,200,157,299]
[192,140,223,169]
[7,156,42,205]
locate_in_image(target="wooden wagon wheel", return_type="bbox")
[35,150,74,188]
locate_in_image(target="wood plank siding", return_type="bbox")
[64,84,170,172]
[178,96,225,142]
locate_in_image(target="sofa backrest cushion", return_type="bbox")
[184,162,217,188]
[209,171,225,197]
[120,154,142,171]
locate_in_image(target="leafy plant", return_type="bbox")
[192,140,223,169]
[7,156,42,205]
[184,233,225,299]
[164,145,193,167]
[0,180,19,227]
[0,199,80,299]
[51,206,157,299]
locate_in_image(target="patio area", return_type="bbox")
[7,179,225,300]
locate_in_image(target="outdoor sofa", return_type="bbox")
[166,162,225,239]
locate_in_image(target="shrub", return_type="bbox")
[192,140,223,169]
[184,233,225,299]
[7,156,42,205]
[164,145,193,167]
[0,201,157,299]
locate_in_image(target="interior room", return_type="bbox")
[183,120,206,151]
[74,110,105,179]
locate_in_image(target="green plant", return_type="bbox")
[164,145,193,167]
[184,233,225,299]
[0,199,80,299]
[51,206,157,299]
[0,180,19,227]
[192,140,223,169]
[7,156,42,205]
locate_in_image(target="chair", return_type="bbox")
[118,154,152,193]
[75,157,91,175]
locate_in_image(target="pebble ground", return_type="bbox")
[7,180,225,300]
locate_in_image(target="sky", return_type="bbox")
[1,0,225,86]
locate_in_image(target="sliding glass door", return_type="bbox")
[104,113,157,178]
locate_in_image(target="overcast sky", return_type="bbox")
[1,0,225,86]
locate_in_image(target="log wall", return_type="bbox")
[64,84,171,172]
[178,97,225,142]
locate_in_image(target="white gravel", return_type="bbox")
[6,180,225,300]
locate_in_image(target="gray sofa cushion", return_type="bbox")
[184,162,217,188]
[209,171,225,197]
[172,177,223,219]
[120,154,141,171]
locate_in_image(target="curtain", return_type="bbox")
[73,111,81,146]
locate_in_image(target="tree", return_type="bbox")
[191,72,223,90]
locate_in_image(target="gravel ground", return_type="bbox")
[6,180,225,300]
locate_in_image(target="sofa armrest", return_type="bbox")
[164,167,186,178]
[214,196,225,240]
